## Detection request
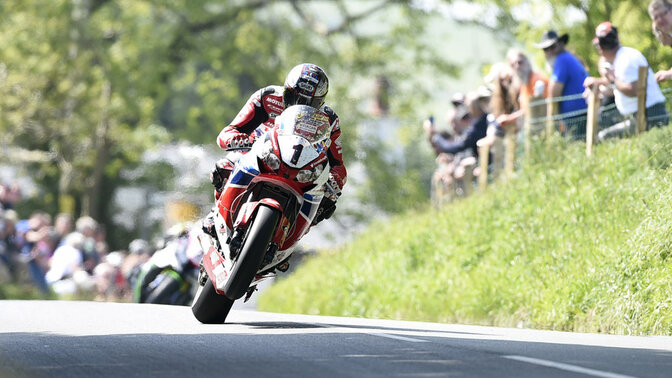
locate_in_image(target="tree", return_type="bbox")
[430,0,672,78]
[0,1,462,247]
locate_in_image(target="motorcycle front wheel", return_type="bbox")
[223,205,280,300]
[191,277,235,324]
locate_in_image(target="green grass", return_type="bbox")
[258,126,672,336]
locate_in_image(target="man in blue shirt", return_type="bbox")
[536,30,588,139]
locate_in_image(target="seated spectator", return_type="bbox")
[583,22,669,140]
[45,232,94,295]
[593,56,625,127]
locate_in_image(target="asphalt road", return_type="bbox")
[1,300,671,378]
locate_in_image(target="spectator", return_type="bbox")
[53,213,73,249]
[649,0,672,81]
[535,30,589,139]
[426,86,492,159]
[594,56,625,127]
[122,238,154,293]
[15,211,52,292]
[0,183,21,210]
[486,61,520,131]
[73,216,100,274]
[506,48,549,131]
[583,22,669,140]
[425,92,474,205]
[423,92,471,155]
[0,209,20,281]
[45,232,88,295]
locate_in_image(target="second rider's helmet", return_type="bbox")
[283,63,329,109]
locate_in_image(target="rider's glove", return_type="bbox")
[226,133,255,151]
[210,158,233,192]
[312,197,337,226]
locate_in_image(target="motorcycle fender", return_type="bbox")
[234,199,291,249]
[198,233,230,296]
[233,198,283,229]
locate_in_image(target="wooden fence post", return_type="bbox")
[637,66,648,134]
[462,162,474,196]
[477,140,490,192]
[505,126,516,178]
[523,102,531,160]
[585,84,600,156]
[492,135,504,180]
[546,97,555,138]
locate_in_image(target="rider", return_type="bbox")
[210,63,347,225]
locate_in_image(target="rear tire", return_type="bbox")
[223,205,280,300]
[191,277,235,324]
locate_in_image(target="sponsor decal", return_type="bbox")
[314,139,331,154]
[334,135,342,148]
[298,82,315,94]
[301,69,320,84]
[213,264,228,283]
[209,248,220,265]
[266,97,283,107]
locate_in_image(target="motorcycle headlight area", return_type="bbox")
[296,164,324,183]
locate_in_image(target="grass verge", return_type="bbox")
[258,126,672,336]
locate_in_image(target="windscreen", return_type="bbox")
[276,105,331,143]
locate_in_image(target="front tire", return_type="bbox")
[191,277,235,324]
[223,205,280,300]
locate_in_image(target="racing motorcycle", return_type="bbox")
[191,105,335,323]
[134,224,203,306]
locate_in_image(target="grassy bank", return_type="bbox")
[258,126,672,336]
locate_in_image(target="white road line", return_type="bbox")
[503,355,638,378]
[306,322,428,343]
[368,333,428,343]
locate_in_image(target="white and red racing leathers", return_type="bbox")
[216,85,347,200]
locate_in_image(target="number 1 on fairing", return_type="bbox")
[291,144,303,165]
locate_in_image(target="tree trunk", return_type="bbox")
[82,81,111,220]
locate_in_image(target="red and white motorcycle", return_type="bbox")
[192,105,335,323]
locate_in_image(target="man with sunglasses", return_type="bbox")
[535,30,588,139]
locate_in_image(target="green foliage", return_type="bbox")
[0,284,56,300]
[259,126,672,335]
[446,0,672,79]
[0,1,456,245]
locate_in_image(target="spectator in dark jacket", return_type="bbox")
[427,86,492,159]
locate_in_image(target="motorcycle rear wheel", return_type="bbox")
[191,277,235,324]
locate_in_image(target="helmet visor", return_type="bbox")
[283,87,324,109]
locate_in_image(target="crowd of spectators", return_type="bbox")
[425,2,672,205]
[0,185,155,302]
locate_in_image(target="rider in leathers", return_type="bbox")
[210,63,347,226]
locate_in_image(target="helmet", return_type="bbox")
[283,63,329,109]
